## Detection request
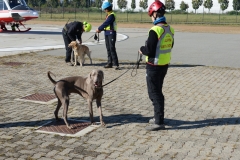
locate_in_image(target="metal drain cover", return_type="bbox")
[36,119,101,137]
[3,62,25,66]
[15,93,57,104]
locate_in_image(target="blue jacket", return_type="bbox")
[98,14,116,35]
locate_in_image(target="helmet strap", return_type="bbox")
[153,13,157,21]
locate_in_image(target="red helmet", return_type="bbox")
[148,0,165,17]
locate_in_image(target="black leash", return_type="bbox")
[94,32,99,43]
[102,68,131,87]
[82,32,99,43]
[102,52,143,87]
[83,33,96,43]
[131,52,143,77]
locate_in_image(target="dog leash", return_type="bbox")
[82,32,99,43]
[94,33,99,43]
[102,68,131,87]
[102,52,143,87]
[131,52,143,77]
[82,33,96,43]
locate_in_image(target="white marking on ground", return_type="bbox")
[0,31,128,57]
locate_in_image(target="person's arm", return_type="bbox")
[76,22,83,43]
[98,14,115,31]
[67,24,77,41]
[140,30,158,57]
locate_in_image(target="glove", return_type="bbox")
[94,33,98,41]
[145,40,148,47]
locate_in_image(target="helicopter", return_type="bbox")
[0,0,39,32]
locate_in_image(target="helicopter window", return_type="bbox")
[9,0,22,9]
[0,0,8,10]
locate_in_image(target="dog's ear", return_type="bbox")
[73,41,78,47]
[86,72,92,84]
[68,42,73,47]
[99,70,104,80]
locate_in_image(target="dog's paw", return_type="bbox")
[91,122,97,125]
[101,121,106,126]
[67,125,74,129]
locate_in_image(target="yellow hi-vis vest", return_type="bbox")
[104,12,117,31]
[146,24,174,65]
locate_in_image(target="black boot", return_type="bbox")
[104,63,112,68]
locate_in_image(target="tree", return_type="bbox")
[192,0,203,13]
[117,0,128,10]
[108,0,113,3]
[95,0,103,8]
[68,0,81,7]
[165,0,175,11]
[180,1,189,11]
[46,0,59,8]
[233,0,240,11]
[28,0,43,7]
[139,0,148,10]
[79,0,87,7]
[203,0,213,13]
[218,0,229,12]
[61,0,69,7]
[131,0,136,10]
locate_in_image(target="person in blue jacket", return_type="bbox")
[96,1,120,70]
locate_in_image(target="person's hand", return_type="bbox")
[96,29,101,33]
[138,50,143,54]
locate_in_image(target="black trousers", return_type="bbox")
[62,29,72,62]
[105,34,119,66]
[146,65,168,125]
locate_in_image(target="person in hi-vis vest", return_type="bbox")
[139,0,174,131]
[96,1,120,70]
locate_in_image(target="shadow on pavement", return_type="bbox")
[165,117,240,130]
[169,64,205,68]
[27,31,62,35]
[0,115,239,130]
[1,31,61,35]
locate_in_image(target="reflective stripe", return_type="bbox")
[104,12,117,31]
[146,24,174,65]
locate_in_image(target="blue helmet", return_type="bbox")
[102,1,112,10]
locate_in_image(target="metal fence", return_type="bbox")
[32,6,240,25]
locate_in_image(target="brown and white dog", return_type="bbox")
[47,69,105,129]
[68,41,92,67]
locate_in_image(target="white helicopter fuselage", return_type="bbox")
[0,0,38,24]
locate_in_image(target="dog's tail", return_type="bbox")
[47,71,57,85]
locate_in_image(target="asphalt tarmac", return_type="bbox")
[0,24,239,68]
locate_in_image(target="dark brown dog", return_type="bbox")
[47,69,105,129]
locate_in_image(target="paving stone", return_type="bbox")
[0,53,240,159]
[45,150,59,158]
[31,152,46,159]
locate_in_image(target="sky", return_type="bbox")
[107,0,234,13]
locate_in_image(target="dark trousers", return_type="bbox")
[62,29,72,62]
[146,65,168,125]
[105,34,119,66]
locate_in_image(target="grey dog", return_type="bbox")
[47,69,105,129]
